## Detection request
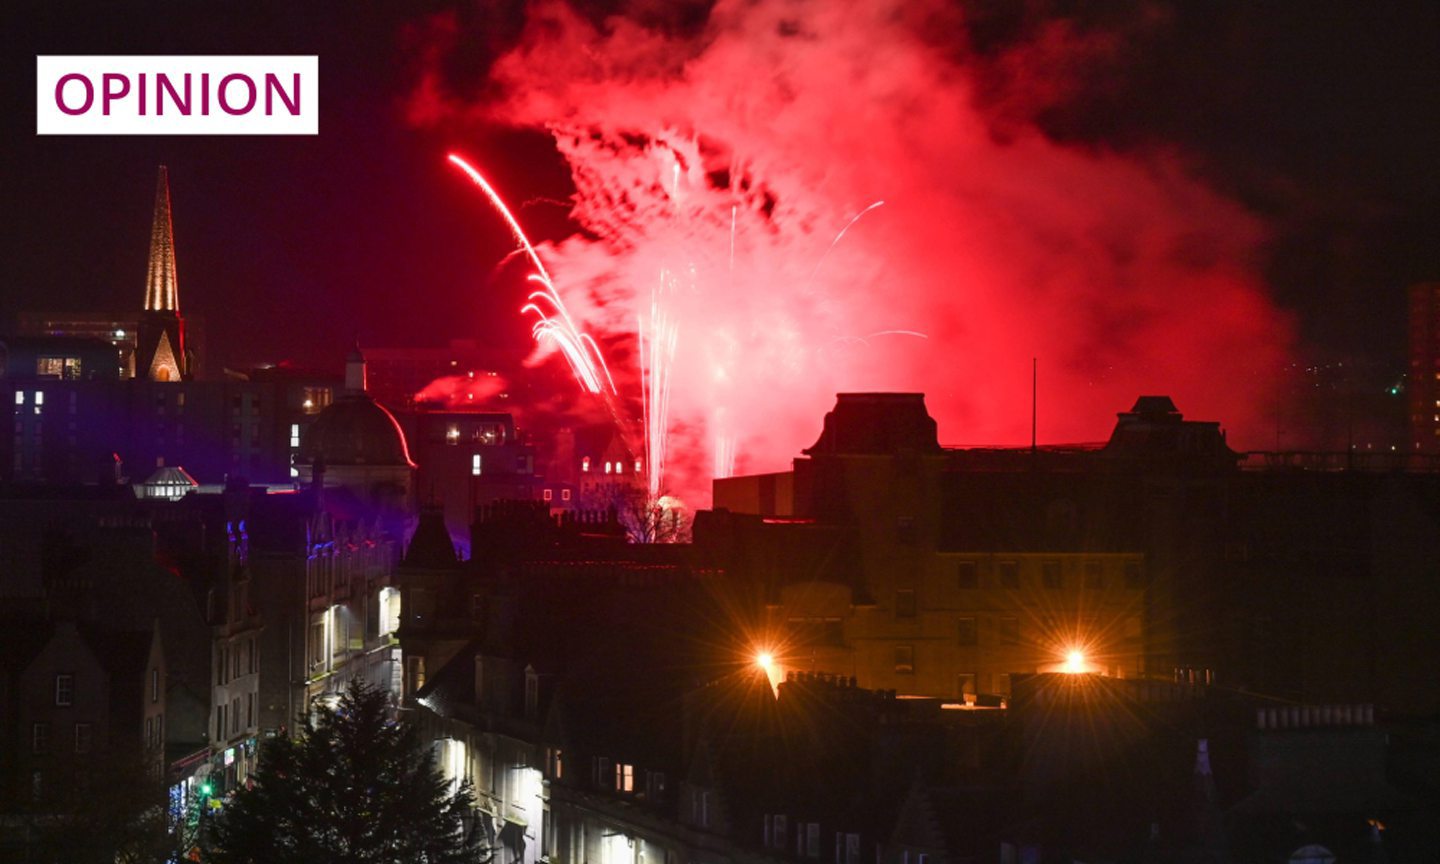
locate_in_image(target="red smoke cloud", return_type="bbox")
[413,0,1293,503]
[415,372,510,408]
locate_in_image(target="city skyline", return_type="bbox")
[4,1,1438,482]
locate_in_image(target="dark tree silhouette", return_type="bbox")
[207,681,489,864]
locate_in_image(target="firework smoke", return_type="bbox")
[414,0,1294,504]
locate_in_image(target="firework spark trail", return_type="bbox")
[640,270,679,496]
[809,200,885,281]
[447,153,616,397]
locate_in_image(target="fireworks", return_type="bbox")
[447,153,615,397]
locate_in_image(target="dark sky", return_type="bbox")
[3,0,1438,383]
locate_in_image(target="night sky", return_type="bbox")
[4,0,1438,412]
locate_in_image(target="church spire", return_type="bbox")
[136,166,188,381]
[144,166,179,312]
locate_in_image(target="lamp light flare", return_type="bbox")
[1061,649,1087,674]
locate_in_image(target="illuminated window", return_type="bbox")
[957,617,978,645]
[33,391,43,406]
[561,489,571,501]
[615,762,634,792]
[54,674,74,707]
[998,560,1019,588]
[894,645,914,673]
[290,423,301,448]
[582,457,590,473]
[605,461,612,474]
[895,589,916,618]
[13,392,22,406]
[634,459,642,473]
[471,454,482,476]
[446,426,460,444]
[957,561,978,589]
[543,489,553,501]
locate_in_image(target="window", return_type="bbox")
[895,589,916,618]
[958,673,976,698]
[232,698,241,733]
[957,617,978,645]
[1124,560,1144,589]
[1084,561,1104,589]
[561,489,572,501]
[894,645,914,673]
[32,722,50,754]
[546,747,564,780]
[647,770,666,800]
[957,561,978,589]
[998,560,1019,588]
[769,814,788,850]
[248,637,257,674]
[999,617,1019,644]
[582,457,590,473]
[1043,560,1063,589]
[806,823,821,859]
[406,655,426,696]
[594,757,611,789]
[525,673,539,719]
[151,667,159,702]
[615,763,634,792]
[543,488,553,502]
[55,674,74,707]
[471,454,482,476]
[216,705,225,741]
[247,692,255,728]
[74,723,92,754]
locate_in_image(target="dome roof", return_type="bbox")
[300,394,414,467]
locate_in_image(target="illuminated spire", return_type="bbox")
[144,166,179,312]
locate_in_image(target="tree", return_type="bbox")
[207,681,489,864]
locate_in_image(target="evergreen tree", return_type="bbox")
[207,681,488,864]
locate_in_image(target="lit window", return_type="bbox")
[14,391,23,405]
[561,489,571,501]
[615,763,634,792]
[446,426,460,444]
[581,457,590,473]
[471,454,482,476]
[289,423,301,448]
[543,489,553,501]
[634,459,642,473]
[34,391,43,406]
[605,461,612,474]
[894,645,914,673]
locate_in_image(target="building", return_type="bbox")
[1408,281,1440,452]
[2,168,338,486]
[712,392,1440,718]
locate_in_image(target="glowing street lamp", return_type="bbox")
[1061,649,1087,674]
[755,651,774,673]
